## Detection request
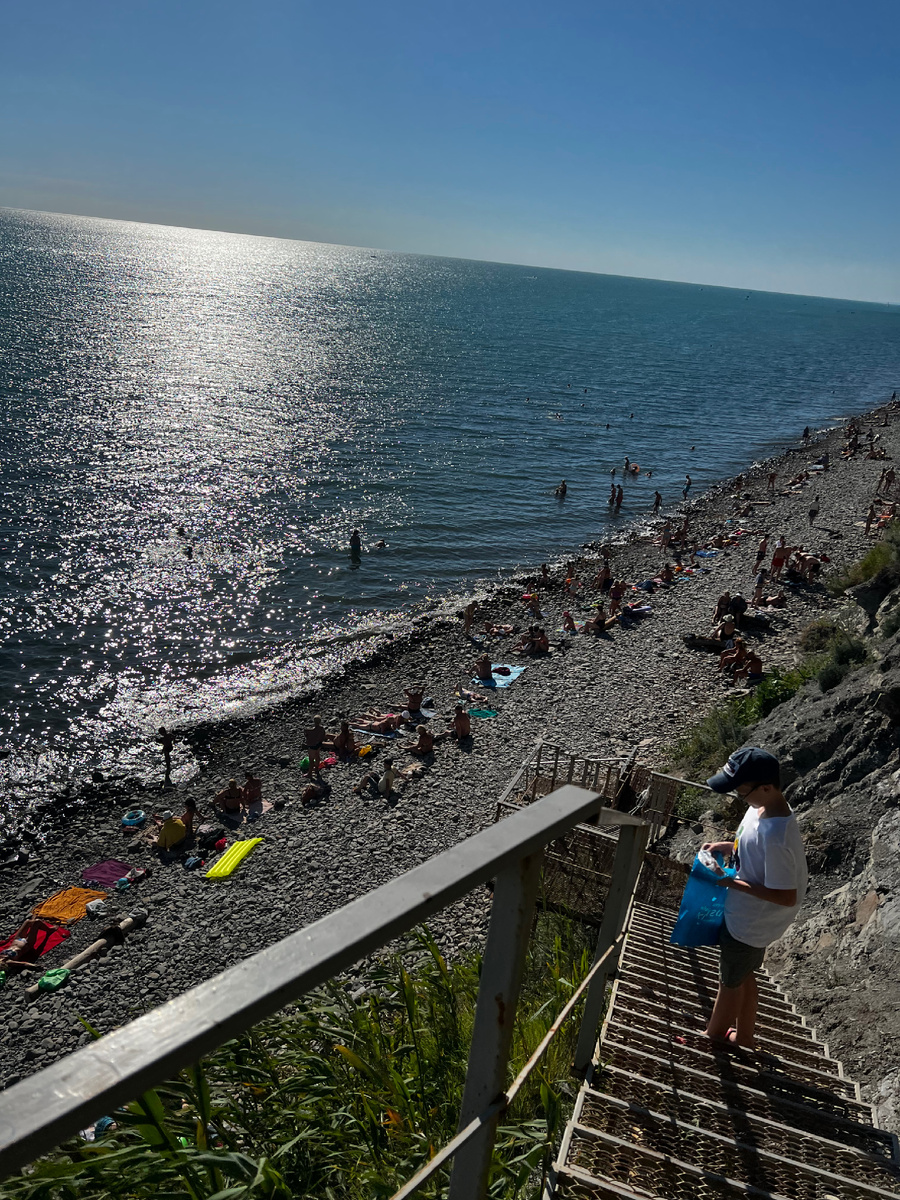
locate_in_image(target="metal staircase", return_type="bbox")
[549,902,900,1200]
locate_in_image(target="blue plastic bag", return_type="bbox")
[670,853,736,947]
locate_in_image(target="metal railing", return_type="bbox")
[0,785,651,1198]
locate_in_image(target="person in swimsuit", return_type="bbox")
[403,725,435,756]
[304,716,327,775]
[0,918,63,974]
[325,720,357,758]
[352,712,404,734]
[242,772,263,820]
[213,780,244,825]
[446,705,471,740]
[474,652,494,681]
[770,537,789,580]
[156,726,175,778]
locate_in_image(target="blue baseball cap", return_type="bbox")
[707,747,781,793]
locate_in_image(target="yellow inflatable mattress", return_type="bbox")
[205,838,263,879]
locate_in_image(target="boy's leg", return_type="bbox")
[705,982,741,1040]
[734,973,759,1047]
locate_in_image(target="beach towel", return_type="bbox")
[32,888,107,924]
[468,708,499,719]
[81,860,132,888]
[471,665,527,690]
[0,923,70,962]
[206,838,263,879]
[694,550,718,558]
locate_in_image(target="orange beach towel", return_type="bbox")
[32,887,107,924]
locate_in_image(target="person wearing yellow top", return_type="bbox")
[155,811,187,852]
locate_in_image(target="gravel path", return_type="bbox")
[0,403,894,1088]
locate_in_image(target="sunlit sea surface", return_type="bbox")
[1,208,899,807]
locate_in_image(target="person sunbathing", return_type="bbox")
[482,621,515,635]
[658,563,675,584]
[474,652,494,680]
[524,592,542,616]
[562,610,578,632]
[403,685,425,712]
[713,592,733,622]
[352,711,404,734]
[154,809,188,852]
[445,705,471,740]
[718,638,748,674]
[0,918,62,974]
[354,758,417,797]
[402,725,435,756]
[713,615,737,644]
[324,720,357,758]
[456,682,490,704]
[242,772,263,820]
[763,591,787,607]
[301,779,332,806]
[581,605,607,634]
[732,651,764,685]
[213,780,243,822]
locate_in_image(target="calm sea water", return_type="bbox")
[1,207,898,800]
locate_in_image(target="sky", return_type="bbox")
[1,0,898,302]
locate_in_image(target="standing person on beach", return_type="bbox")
[653,490,662,513]
[754,536,768,572]
[304,716,327,776]
[463,601,478,636]
[683,474,692,499]
[767,472,777,491]
[156,726,175,779]
[866,504,877,536]
[808,495,820,526]
[701,748,807,1048]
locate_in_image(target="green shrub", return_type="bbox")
[799,620,840,653]
[828,537,898,595]
[818,661,850,692]
[831,636,867,666]
[881,606,900,639]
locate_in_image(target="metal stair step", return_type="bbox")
[605,1019,856,1099]
[579,1085,900,1197]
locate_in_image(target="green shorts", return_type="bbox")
[719,924,766,988]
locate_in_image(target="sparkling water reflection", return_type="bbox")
[1,208,898,803]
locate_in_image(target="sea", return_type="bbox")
[1,206,898,814]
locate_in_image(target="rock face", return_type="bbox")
[737,620,900,1127]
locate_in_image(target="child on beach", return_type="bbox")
[702,748,807,1048]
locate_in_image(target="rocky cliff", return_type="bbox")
[728,601,900,1129]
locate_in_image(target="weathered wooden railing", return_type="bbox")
[0,786,651,1199]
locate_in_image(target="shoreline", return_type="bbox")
[0,395,895,1096]
[0,406,857,826]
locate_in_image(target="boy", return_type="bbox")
[702,748,807,1048]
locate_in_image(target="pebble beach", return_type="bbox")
[0,401,895,1090]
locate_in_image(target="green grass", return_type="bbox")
[828,518,900,596]
[1,917,595,1200]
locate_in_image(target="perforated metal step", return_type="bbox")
[548,902,900,1200]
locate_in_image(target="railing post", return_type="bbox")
[447,851,543,1200]
[573,822,649,1073]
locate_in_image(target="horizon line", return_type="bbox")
[2,203,896,310]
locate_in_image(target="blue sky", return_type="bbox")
[2,0,898,301]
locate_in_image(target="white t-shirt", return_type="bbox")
[724,805,808,948]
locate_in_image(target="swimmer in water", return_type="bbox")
[374,538,387,550]
[555,479,567,497]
